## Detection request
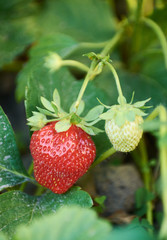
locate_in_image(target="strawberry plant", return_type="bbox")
[0,0,167,240]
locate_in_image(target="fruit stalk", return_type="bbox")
[139,138,153,226]
[142,17,167,69]
[75,27,126,111]
[75,59,98,110]
[90,147,116,169]
[61,60,89,72]
[106,62,125,106]
[19,162,34,191]
[100,28,124,57]
[159,106,167,239]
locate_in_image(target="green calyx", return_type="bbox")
[83,52,111,79]
[99,94,151,127]
[27,88,104,135]
[83,52,111,63]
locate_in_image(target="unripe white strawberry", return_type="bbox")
[105,115,143,152]
[99,94,151,153]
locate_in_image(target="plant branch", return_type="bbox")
[19,162,34,191]
[145,106,161,121]
[106,62,125,106]
[142,17,167,69]
[79,41,109,49]
[74,59,98,110]
[62,60,89,72]
[100,28,124,57]
[146,105,167,238]
[90,147,116,169]
[159,106,167,239]
[139,138,153,226]
[73,21,128,110]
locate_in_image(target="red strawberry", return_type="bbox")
[30,121,96,194]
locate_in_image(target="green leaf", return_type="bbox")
[55,119,71,133]
[109,221,152,240]
[52,88,61,108]
[15,206,111,240]
[94,196,106,207]
[126,110,136,122]
[133,98,151,108]
[27,112,48,131]
[16,33,79,101]
[76,101,85,116]
[0,0,37,67]
[0,0,37,69]
[84,118,102,126]
[0,188,93,238]
[70,100,85,116]
[84,105,104,121]
[115,111,126,127]
[36,107,56,117]
[100,110,115,120]
[133,108,147,117]
[77,125,95,136]
[35,0,115,42]
[0,107,29,191]
[30,34,79,59]
[40,97,55,112]
[141,219,154,230]
[135,188,155,217]
[0,232,7,240]
[90,126,104,135]
[142,119,167,132]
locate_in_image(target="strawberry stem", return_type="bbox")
[19,162,34,191]
[141,17,167,69]
[79,40,109,49]
[159,106,167,239]
[61,60,89,72]
[106,62,125,106]
[100,28,124,57]
[75,59,98,110]
[74,23,128,111]
[145,105,167,239]
[90,147,116,169]
[139,138,153,227]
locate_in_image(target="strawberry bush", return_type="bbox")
[0,0,167,239]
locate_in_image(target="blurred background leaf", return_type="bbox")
[14,206,111,240]
[0,187,93,238]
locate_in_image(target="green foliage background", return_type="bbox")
[0,0,167,239]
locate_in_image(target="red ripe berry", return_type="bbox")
[30,121,96,194]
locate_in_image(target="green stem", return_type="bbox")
[79,41,108,49]
[159,106,167,240]
[130,0,143,55]
[100,28,124,57]
[145,106,160,121]
[35,186,46,196]
[74,23,127,110]
[139,138,153,226]
[142,17,167,69]
[90,147,116,169]
[19,162,34,191]
[62,60,89,72]
[75,60,98,110]
[136,0,143,20]
[106,62,125,106]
